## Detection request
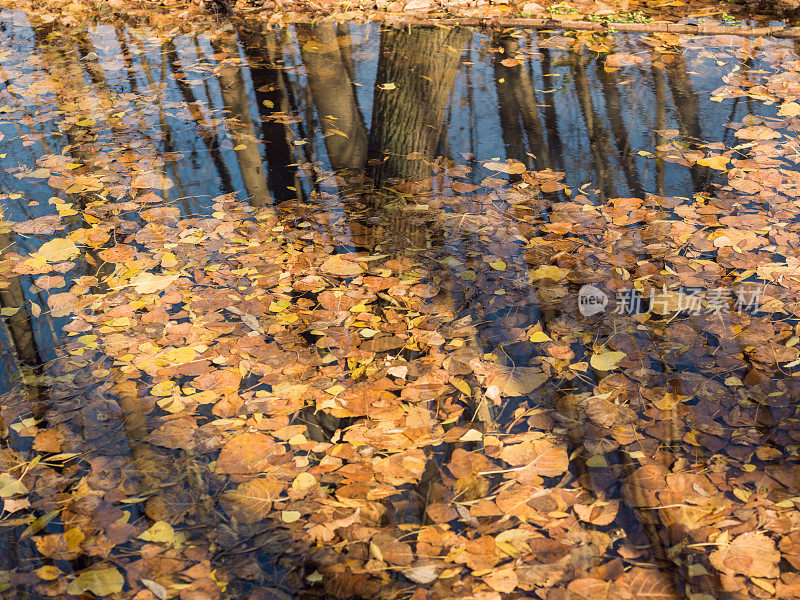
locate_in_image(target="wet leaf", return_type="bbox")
[66,567,124,596]
[484,159,526,174]
[709,532,780,579]
[321,255,363,277]
[138,521,174,544]
[529,265,568,281]
[128,272,180,294]
[590,350,626,371]
[131,171,174,190]
[734,125,780,140]
[220,478,284,524]
[696,155,728,170]
[0,473,27,498]
[36,238,78,262]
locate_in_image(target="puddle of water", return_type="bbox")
[0,11,799,600]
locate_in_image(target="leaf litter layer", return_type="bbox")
[0,13,799,600]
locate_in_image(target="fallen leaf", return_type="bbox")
[66,567,124,596]
[131,171,174,190]
[138,521,174,544]
[590,350,626,371]
[709,532,780,579]
[321,255,363,277]
[36,238,79,262]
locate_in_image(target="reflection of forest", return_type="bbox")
[0,19,778,600]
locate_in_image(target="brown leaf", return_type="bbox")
[483,568,518,593]
[215,433,280,475]
[709,532,780,579]
[567,577,629,599]
[360,335,407,352]
[574,500,619,526]
[12,215,64,235]
[33,275,66,291]
[219,478,284,524]
[624,566,680,599]
[146,417,196,450]
[483,365,548,396]
[321,255,363,277]
[734,125,780,140]
[98,245,135,264]
[499,437,568,477]
[131,171,174,190]
[605,52,643,68]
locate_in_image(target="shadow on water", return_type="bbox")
[0,10,799,600]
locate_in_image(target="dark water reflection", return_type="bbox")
[0,15,766,383]
[0,10,799,600]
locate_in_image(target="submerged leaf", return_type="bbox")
[66,567,124,596]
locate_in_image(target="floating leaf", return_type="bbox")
[529,265,568,281]
[696,155,729,170]
[405,563,439,585]
[220,478,283,524]
[281,510,301,523]
[131,171,174,190]
[778,101,800,117]
[36,238,78,262]
[590,350,626,371]
[128,272,180,294]
[484,159,526,174]
[138,521,174,544]
[320,255,363,277]
[292,472,316,492]
[709,532,779,579]
[0,474,27,498]
[734,125,780,140]
[66,567,124,596]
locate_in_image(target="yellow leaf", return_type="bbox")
[0,307,20,317]
[488,260,507,271]
[484,159,526,175]
[586,455,608,467]
[292,472,316,492]
[696,155,729,170]
[164,347,197,364]
[459,429,483,442]
[138,521,174,544]
[529,331,552,342]
[66,568,124,596]
[529,265,569,281]
[449,378,471,397]
[590,350,626,371]
[654,392,689,411]
[0,473,28,497]
[36,238,79,262]
[35,566,60,581]
[128,272,179,294]
[131,171,174,190]
[64,527,84,550]
[458,269,476,281]
[281,510,301,523]
[151,381,175,396]
[779,101,800,117]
